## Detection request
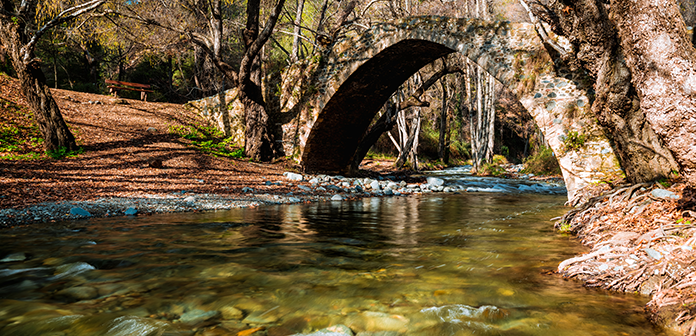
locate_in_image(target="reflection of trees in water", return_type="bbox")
[380,196,421,247]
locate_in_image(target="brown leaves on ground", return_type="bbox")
[0,75,303,209]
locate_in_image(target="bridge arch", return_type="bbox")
[281,16,622,200]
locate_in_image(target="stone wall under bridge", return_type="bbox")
[193,16,625,202]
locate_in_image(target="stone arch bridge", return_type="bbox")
[276,16,621,201]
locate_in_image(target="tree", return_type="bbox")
[0,0,104,154]
[529,0,694,185]
[109,0,286,160]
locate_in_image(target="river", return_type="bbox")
[0,170,677,335]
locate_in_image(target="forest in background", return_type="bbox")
[1,0,695,175]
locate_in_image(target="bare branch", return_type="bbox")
[23,0,106,62]
[519,0,570,58]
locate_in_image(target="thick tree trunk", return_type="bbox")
[537,0,680,183]
[19,64,78,153]
[438,79,448,163]
[0,17,77,154]
[611,0,696,185]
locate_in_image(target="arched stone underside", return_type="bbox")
[283,16,623,201]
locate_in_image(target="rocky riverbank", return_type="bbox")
[1,171,481,227]
[556,182,696,335]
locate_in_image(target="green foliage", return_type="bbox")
[491,154,508,165]
[500,145,509,157]
[562,130,587,152]
[168,124,244,158]
[0,98,45,160]
[46,146,84,159]
[658,177,672,188]
[677,218,693,225]
[557,221,572,233]
[478,162,507,177]
[522,146,562,176]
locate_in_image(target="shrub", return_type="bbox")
[522,146,561,175]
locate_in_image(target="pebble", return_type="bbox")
[124,207,138,215]
[242,187,254,193]
[331,195,344,201]
[184,196,196,202]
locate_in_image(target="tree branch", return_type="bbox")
[519,0,570,58]
[23,0,105,63]
[239,0,286,84]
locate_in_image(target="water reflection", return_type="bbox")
[0,194,676,335]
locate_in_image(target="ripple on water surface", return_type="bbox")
[0,193,677,335]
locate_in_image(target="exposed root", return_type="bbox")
[557,182,696,335]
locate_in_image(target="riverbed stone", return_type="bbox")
[345,311,409,333]
[179,309,219,324]
[242,310,281,324]
[370,181,381,191]
[124,207,138,215]
[55,286,98,301]
[55,262,96,277]
[331,195,344,201]
[291,324,354,336]
[1,252,26,262]
[220,306,244,320]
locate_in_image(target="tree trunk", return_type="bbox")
[238,0,286,161]
[438,78,448,163]
[611,0,696,185]
[535,0,681,183]
[0,15,77,154]
[291,0,305,63]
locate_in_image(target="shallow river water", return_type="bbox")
[0,182,678,335]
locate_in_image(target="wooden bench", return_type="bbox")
[105,79,154,101]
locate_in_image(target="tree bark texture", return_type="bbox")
[535,0,680,183]
[0,7,78,153]
[238,0,286,161]
[611,0,696,185]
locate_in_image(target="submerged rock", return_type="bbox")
[0,252,26,262]
[291,324,354,336]
[178,309,219,324]
[70,207,91,217]
[55,286,98,301]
